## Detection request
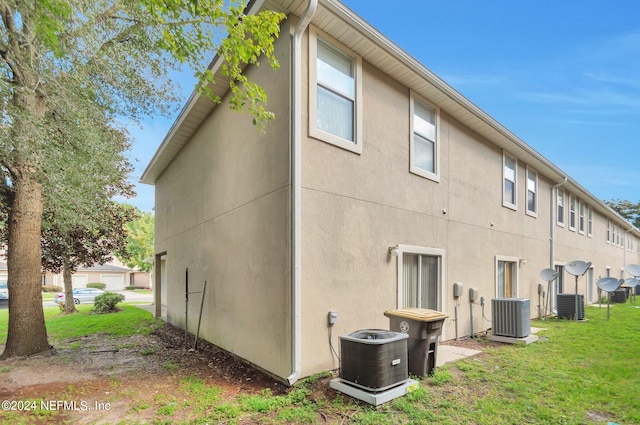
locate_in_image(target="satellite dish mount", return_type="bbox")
[539,269,559,319]
[565,260,592,321]
[596,277,622,320]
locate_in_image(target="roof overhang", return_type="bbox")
[140,0,639,235]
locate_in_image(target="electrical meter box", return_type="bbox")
[469,287,479,302]
[453,283,464,298]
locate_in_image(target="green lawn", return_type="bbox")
[41,292,55,302]
[217,301,640,424]
[0,300,638,424]
[0,304,160,346]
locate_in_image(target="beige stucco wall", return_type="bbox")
[150,16,639,382]
[298,25,635,377]
[153,20,293,380]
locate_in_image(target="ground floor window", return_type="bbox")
[496,256,519,298]
[555,265,565,293]
[402,253,438,309]
[587,268,594,303]
[395,245,444,310]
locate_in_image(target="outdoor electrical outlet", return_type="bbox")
[328,311,338,326]
[480,296,486,306]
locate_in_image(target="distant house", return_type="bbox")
[42,262,131,291]
[1,258,148,292]
[141,0,640,384]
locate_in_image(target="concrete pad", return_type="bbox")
[330,378,420,406]
[436,344,482,367]
[486,334,538,345]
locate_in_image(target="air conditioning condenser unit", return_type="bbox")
[491,298,530,338]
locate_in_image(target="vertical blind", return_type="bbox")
[403,253,438,309]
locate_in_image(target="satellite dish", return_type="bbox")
[565,260,592,276]
[540,268,560,282]
[624,278,639,289]
[596,277,622,293]
[626,264,640,277]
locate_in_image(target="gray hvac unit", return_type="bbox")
[611,289,628,303]
[557,294,584,320]
[339,329,409,392]
[491,298,530,338]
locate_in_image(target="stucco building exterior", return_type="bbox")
[142,0,640,384]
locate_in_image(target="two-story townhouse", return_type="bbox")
[141,0,640,383]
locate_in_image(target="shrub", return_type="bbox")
[93,292,125,314]
[42,285,63,293]
[87,282,106,290]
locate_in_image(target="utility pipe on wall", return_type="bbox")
[288,0,317,386]
[546,177,567,317]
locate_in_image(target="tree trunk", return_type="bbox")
[1,172,50,358]
[62,263,77,314]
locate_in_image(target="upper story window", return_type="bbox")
[587,206,593,237]
[503,152,517,210]
[606,219,611,243]
[569,194,576,231]
[557,188,565,227]
[309,29,362,154]
[526,167,537,217]
[578,200,585,234]
[410,93,440,182]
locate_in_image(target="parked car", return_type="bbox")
[54,288,108,305]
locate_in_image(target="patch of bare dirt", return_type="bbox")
[0,319,285,424]
[440,335,505,351]
[0,322,509,424]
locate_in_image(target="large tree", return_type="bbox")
[41,202,137,314]
[119,207,154,274]
[0,0,284,358]
[605,199,640,229]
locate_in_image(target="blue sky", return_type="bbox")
[128,0,640,212]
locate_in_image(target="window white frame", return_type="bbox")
[578,200,585,234]
[550,262,566,310]
[502,152,517,210]
[587,206,593,237]
[606,218,611,243]
[587,267,595,303]
[525,166,537,217]
[495,255,519,298]
[557,188,565,227]
[569,194,576,231]
[395,244,445,312]
[309,27,363,154]
[410,91,440,182]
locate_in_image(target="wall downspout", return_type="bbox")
[550,177,568,269]
[288,0,317,386]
